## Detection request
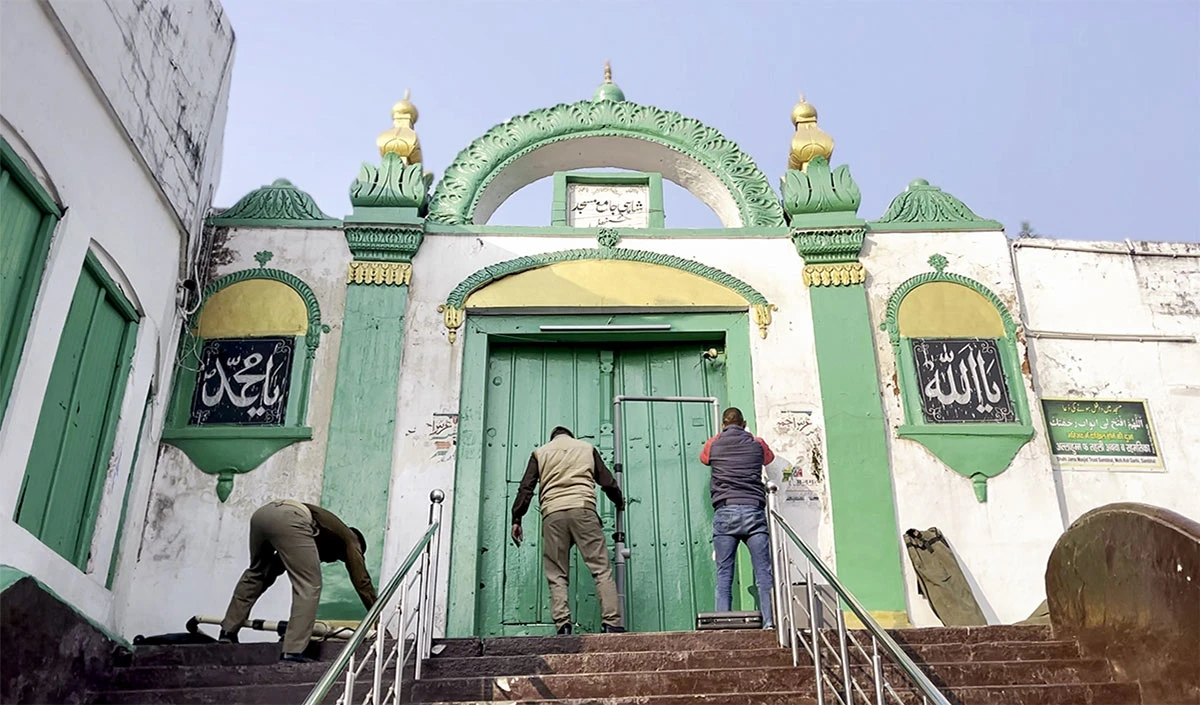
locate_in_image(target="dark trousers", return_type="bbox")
[541,508,622,629]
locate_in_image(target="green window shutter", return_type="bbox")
[0,140,61,423]
[15,255,138,569]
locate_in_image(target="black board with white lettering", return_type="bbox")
[189,337,294,426]
[911,338,1015,423]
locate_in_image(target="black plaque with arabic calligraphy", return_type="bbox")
[910,339,1015,423]
[189,338,294,426]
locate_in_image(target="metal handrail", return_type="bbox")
[767,483,950,705]
[302,489,445,705]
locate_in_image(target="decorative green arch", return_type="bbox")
[439,245,778,341]
[193,267,331,358]
[428,100,786,228]
[882,260,1019,346]
[446,246,770,308]
[164,266,330,501]
[881,255,1033,502]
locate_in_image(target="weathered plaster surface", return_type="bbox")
[0,0,232,634]
[1014,239,1200,525]
[117,227,350,640]
[862,231,1066,626]
[43,0,235,236]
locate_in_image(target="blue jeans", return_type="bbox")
[713,504,774,628]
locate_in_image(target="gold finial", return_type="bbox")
[376,88,423,164]
[604,60,613,83]
[789,92,833,172]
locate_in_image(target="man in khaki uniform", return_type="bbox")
[218,500,377,661]
[511,426,626,634]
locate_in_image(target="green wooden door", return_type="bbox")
[0,147,60,421]
[14,255,138,568]
[615,345,724,632]
[476,342,724,635]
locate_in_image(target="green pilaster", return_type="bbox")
[793,224,907,622]
[318,152,429,618]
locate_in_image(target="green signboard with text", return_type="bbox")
[1041,398,1162,469]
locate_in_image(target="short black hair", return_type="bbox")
[721,407,745,428]
[550,426,574,440]
[350,527,367,555]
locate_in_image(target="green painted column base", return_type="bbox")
[810,284,908,616]
[317,283,409,619]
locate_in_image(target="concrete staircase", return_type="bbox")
[93,625,1143,704]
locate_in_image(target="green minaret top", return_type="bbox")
[592,61,626,102]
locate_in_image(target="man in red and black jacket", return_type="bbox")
[699,407,776,628]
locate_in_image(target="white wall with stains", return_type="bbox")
[862,230,1068,627]
[0,0,232,634]
[115,226,350,641]
[1013,239,1200,524]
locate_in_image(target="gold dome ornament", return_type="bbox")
[788,93,834,172]
[376,89,424,165]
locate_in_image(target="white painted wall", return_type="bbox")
[43,0,235,237]
[862,230,1068,627]
[0,0,232,634]
[116,227,350,641]
[1013,239,1200,525]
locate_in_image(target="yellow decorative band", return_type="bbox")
[802,262,865,287]
[347,261,412,286]
[437,304,464,343]
[751,303,778,340]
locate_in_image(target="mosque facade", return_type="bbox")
[2,0,1197,643]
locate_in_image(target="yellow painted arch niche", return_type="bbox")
[897,281,1004,338]
[464,259,749,310]
[196,279,308,338]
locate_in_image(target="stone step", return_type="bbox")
[887,624,1055,645]
[418,695,817,705]
[414,681,1141,705]
[106,660,397,691]
[422,647,793,678]
[901,640,1081,662]
[95,682,332,705]
[124,640,364,668]
[929,681,1142,704]
[409,665,812,701]
[434,630,787,658]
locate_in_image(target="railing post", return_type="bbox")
[872,636,884,705]
[424,490,446,662]
[782,540,799,668]
[414,490,444,682]
[766,485,785,648]
[837,607,852,704]
[343,653,355,705]
[808,563,824,705]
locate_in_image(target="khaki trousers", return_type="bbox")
[542,508,621,629]
[221,501,321,653]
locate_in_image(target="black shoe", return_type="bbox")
[601,624,626,633]
[280,652,315,663]
[217,630,238,644]
[556,623,573,635]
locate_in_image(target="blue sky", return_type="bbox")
[216,1,1199,241]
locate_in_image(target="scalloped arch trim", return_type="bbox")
[428,100,786,228]
[884,271,1018,344]
[446,247,770,309]
[193,268,331,357]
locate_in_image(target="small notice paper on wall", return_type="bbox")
[1041,398,1163,470]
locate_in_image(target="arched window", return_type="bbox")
[884,256,1033,501]
[162,266,329,500]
